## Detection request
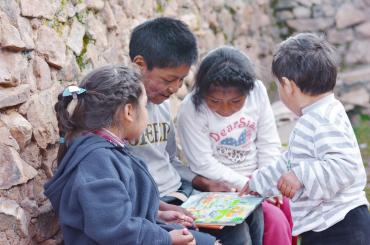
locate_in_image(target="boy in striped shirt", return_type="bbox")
[240,33,370,245]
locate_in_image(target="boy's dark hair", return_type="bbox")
[272,33,337,95]
[129,17,198,70]
[54,65,143,165]
[192,46,256,110]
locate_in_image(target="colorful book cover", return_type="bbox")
[181,192,263,226]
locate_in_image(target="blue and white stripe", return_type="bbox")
[250,94,368,235]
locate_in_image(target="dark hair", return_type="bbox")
[54,65,143,165]
[129,17,198,70]
[272,33,338,95]
[192,46,256,110]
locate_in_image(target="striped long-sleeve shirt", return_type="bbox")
[249,94,368,236]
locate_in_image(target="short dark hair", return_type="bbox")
[272,33,337,95]
[192,46,256,110]
[55,65,143,164]
[129,17,198,70]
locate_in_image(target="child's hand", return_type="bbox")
[277,171,302,199]
[238,181,257,196]
[160,201,194,219]
[169,228,196,245]
[266,196,283,207]
[214,240,222,245]
[192,175,236,192]
[239,181,250,196]
[158,210,194,227]
[162,203,195,219]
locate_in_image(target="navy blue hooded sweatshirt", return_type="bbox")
[44,134,215,245]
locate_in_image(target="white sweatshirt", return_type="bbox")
[127,101,195,197]
[177,80,281,189]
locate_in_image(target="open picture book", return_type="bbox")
[181,192,264,229]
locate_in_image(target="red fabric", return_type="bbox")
[262,200,292,245]
[279,197,298,245]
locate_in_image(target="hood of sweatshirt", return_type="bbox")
[44,134,115,214]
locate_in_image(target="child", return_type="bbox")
[44,65,217,245]
[240,33,370,245]
[127,17,251,245]
[177,46,293,245]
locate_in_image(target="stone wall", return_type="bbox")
[0,0,369,244]
[272,0,370,143]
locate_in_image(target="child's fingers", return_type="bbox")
[182,228,190,235]
[238,182,250,196]
[188,240,196,245]
[178,218,195,228]
[181,228,195,243]
[180,207,195,219]
[181,214,194,223]
[180,221,194,227]
[250,191,260,196]
[278,181,289,197]
[277,177,284,191]
[284,186,292,199]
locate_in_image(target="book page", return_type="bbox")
[181,192,263,226]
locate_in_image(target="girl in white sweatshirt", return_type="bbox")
[177,46,292,245]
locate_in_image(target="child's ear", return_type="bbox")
[132,55,147,70]
[281,77,295,95]
[122,103,135,123]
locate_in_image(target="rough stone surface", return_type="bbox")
[36,26,66,69]
[0,84,30,109]
[339,88,370,107]
[16,16,35,50]
[272,101,298,144]
[0,50,28,87]
[0,145,37,190]
[346,40,370,64]
[20,142,42,170]
[24,85,60,149]
[355,22,370,38]
[66,18,85,56]
[30,202,59,243]
[33,56,52,91]
[20,198,38,218]
[86,0,105,11]
[0,11,26,51]
[0,65,12,87]
[287,18,334,31]
[0,112,32,150]
[293,6,311,18]
[0,198,29,237]
[339,66,370,84]
[102,2,117,29]
[55,50,81,82]
[0,123,20,151]
[86,13,108,48]
[327,28,354,44]
[335,3,366,28]
[20,0,59,20]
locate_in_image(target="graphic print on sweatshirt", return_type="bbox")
[209,116,256,167]
[129,122,171,146]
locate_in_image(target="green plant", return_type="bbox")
[76,33,93,70]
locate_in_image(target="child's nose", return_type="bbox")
[167,79,183,94]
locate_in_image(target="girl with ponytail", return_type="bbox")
[45,65,216,245]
